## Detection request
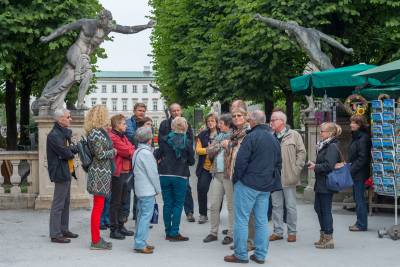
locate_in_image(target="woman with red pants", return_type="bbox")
[85,105,116,250]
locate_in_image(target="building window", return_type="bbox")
[152,99,158,111]
[142,98,148,107]
[93,87,98,94]
[152,86,157,93]
[101,85,107,93]
[153,118,158,128]
[91,98,97,107]
[132,98,138,107]
[122,85,127,93]
[112,98,117,111]
[132,85,137,93]
[101,98,107,106]
[112,85,117,93]
[142,85,148,94]
[122,98,128,111]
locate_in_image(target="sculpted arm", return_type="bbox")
[40,19,86,43]
[254,14,295,32]
[318,31,353,54]
[113,20,154,34]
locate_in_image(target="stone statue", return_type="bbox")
[254,14,353,71]
[32,9,154,114]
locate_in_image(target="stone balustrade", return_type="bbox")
[0,151,39,209]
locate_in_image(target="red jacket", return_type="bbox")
[109,129,135,177]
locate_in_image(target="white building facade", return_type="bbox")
[85,69,166,128]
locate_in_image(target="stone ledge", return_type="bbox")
[34,194,91,210]
[0,194,37,209]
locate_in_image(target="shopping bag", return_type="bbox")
[150,203,159,224]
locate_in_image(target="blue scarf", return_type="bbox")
[167,132,187,159]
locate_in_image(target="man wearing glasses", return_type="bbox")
[47,108,79,243]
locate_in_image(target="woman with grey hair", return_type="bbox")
[132,127,161,254]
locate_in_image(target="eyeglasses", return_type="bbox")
[232,114,243,118]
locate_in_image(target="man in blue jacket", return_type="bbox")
[224,110,282,264]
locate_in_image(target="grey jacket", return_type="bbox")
[132,143,161,197]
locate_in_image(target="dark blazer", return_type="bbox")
[46,123,77,183]
[314,139,341,193]
[195,129,218,177]
[233,124,282,192]
[348,130,371,181]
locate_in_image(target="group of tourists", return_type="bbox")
[46,99,371,263]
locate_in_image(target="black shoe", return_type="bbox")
[250,254,265,264]
[51,237,71,243]
[62,231,79,238]
[100,225,107,230]
[222,229,229,235]
[120,226,134,236]
[222,236,233,245]
[110,230,126,240]
[186,213,195,222]
[203,234,218,243]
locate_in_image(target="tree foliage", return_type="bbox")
[150,0,400,110]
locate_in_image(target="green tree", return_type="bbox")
[0,0,103,149]
[150,0,400,126]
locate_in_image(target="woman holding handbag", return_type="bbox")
[132,127,161,254]
[308,122,342,249]
[348,115,371,232]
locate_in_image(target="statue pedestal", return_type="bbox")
[34,108,91,209]
[303,115,353,203]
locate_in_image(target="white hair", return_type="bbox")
[249,110,266,125]
[53,108,70,121]
[272,111,287,124]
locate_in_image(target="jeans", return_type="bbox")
[271,186,297,236]
[49,181,71,238]
[314,192,333,235]
[134,196,155,249]
[233,181,270,261]
[353,179,368,230]
[197,169,213,216]
[184,184,194,215]
[160,176,188,237]
[91,195,105,243]
[110,173,129,231]
[100,194,111,227]
[122,175,138,220]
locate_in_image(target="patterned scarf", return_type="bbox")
[224,125,249,179]
[167,131,187,159]
[317,137,333,152]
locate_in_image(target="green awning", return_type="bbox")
[353,59,400,83]
[358,83,400,100]
[290,64,380,98]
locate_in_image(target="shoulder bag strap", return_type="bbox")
[332,143,345,163]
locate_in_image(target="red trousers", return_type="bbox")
[91,195,105,244]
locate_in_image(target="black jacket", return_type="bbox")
[348,130,371,181]
[314,139,341,193]
[155,117,195,178]
[195,129,218,177]
[46,123,78,183]
[233,124,282,192]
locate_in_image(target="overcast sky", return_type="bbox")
[97,0,153,71]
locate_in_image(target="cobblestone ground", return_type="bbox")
[0,194,398,267]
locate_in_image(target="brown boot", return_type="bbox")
[315,234,334,249]
[314,231,324,245]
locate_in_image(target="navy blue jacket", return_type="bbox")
[314,139,341,193]
[233,124,282,192]
[348,130,371,181]
[125,116,138,145]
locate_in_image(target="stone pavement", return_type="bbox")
[0,197,398,267]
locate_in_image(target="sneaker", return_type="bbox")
[222,236,233,245]
[186,213,195,222]
[90,238,112,250]
[198,215,208,224]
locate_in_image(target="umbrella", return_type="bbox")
[353,59,400,83]
[290,64,380,98]
[358,83,400,100]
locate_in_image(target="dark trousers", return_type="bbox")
[184,184,194,215]
[122,176,137,220]
[353,179,368,230]
[110,173,129,231]
[314,192,333,235]
[100,194,111,227]
[197,169,213,216]
[49,181,71,238]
